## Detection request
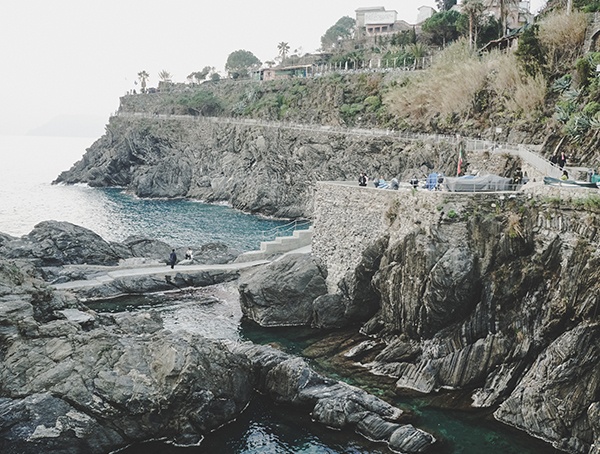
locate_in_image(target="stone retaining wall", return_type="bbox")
[313,182,451,292]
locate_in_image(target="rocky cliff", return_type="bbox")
[0,223,438,453]
[54,114,465,218]
[239,183,600,453]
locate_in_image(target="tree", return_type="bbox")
[158,70,172,83]
[225,49,261,78]
[277,42,290,62]
[137,70,149,93]
[320,16,356,50]
[187,66,212,84]
[422,10,461,46]
[515,24,545,76]
[460,0,486,49]
[409,43,428,69]
[436,0,458,11]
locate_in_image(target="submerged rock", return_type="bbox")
[233,342,436,453]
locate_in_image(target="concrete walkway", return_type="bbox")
[51,260,269,290]
[51,245,313,291]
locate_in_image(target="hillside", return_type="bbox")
[111,9,600,168]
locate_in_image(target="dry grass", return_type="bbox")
[385,40,489,121]
[384,40,547,124]
[538,11,588,72]
[491,54,547,117]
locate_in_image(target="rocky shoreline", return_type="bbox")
[0,221,437,453]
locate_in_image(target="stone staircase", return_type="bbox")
[234,227,313,263]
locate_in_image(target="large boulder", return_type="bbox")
[1,221,127,266]
[238,253,327,326]
[0,291,254,453]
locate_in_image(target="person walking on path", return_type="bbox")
[169,249,177,269]
[558,152,567,169]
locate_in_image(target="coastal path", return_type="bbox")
[114,112,566,180]
[51,245,312,292]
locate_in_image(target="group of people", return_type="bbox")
[168,248,194,269]
[358,172,399,190]
[550,152,568,169]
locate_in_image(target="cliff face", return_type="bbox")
[54,115,463,218]
[312,183,600,453]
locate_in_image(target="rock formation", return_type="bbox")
[53,115,461,218]
[0,253,437,453]
[239,253,328,326]
[232,342,436,453]
[246,184,600,453]
[0,256,254,453]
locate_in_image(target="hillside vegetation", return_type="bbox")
[121,7,600,166]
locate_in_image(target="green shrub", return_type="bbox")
[551,74,572,93]
[583,101,600,117]
[364,95,382,112]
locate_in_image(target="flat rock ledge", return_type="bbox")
[232,342,436,453]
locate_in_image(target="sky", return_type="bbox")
[0,0,546,138]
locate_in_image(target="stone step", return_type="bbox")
[235,227,313,263]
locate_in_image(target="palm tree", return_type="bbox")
[409,43,427,69]
[277,42,290,63]
[461,0,485,49]
[137,70,149,93]
[158,70,172,83]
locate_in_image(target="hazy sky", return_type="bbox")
[1,0,546,137]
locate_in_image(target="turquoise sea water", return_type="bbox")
[0,135,295,250]
[0,135,559,454]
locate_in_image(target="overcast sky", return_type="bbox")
[0,0,546,137]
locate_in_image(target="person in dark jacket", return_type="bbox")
[558,152,567,169]
[169,249,177,269]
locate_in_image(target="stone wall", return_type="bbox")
[313,182,451,292]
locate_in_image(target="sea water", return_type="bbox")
[0,135,295,250]
[0,135,559,454]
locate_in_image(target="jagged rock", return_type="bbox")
[122,236,173,260]
[233,343,436,453]
[389,424,436,453]
[312,293,348,328]
[0,267,254,453]
[238,253,327,327]
[1,221,126,266]
[374,336,421,363]
[0,393,125,454]
[494,323,600,453]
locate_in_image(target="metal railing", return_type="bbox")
[261,219,312,241]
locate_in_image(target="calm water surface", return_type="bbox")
[0,135,293,250]
[1,135,559,454]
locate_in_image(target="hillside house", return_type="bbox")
[355,6,416,37]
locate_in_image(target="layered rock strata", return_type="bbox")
[54,115,462,218]
[250,182,600,453]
